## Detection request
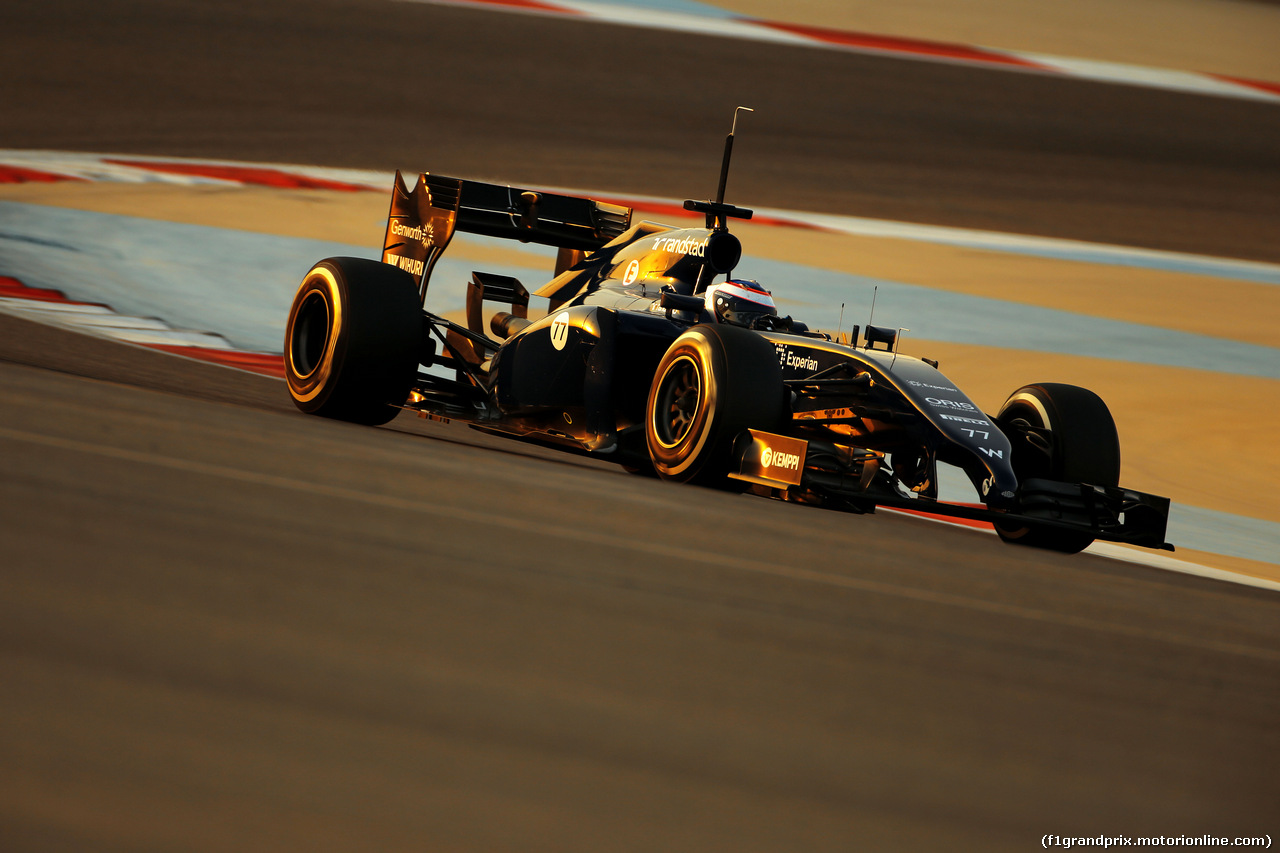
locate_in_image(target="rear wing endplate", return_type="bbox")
[382,170,632,302]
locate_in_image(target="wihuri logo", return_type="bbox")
[386,253,424,277]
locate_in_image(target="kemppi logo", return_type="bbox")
[761,445,801,472]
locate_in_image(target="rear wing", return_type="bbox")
[382,170,632,302]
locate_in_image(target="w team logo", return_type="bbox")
[622,260,640,286]
[549,312,571,350]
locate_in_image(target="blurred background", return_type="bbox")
[2,1,1278,850]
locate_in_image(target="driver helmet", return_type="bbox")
[705,279,777,328]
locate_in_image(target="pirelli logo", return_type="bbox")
[730,430,808,488]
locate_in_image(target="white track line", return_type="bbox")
[3,150,1277,590]
[883,508,1280,594]
[396,0,1280,104]
[0,298,235,350]
[2,421,1277,650]
[6,151,1280,285]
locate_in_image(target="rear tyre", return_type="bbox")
[994,383,1121,553]
[645,324,784,487]
[284,257,422,425]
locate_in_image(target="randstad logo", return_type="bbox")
[761,446,800,471]
[651,235,709,257]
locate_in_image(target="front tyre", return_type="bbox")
[645,324,784,486]
[284,257,422,425]
[994,383,1121,553]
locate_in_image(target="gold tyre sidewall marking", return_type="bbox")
[1004,391,1050,429]
[286,265,344,405]
[994,395,1047,539]
[647,333,720,478]
[653,354,701,450]
[290,290,329,381]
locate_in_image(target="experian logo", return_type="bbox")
[775,345,820,372]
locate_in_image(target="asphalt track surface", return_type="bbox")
[6,0,1280,262]
[2,1,1279,849]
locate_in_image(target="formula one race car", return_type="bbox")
[284,113,1172,554]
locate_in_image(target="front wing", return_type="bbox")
[734,430,1173,550]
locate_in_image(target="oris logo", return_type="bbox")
[925,396,977,411]
[549,312,571,350]
[761,445,801,471]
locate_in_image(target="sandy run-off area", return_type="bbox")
[3,177,1276,582]
[710,0,1280,81]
